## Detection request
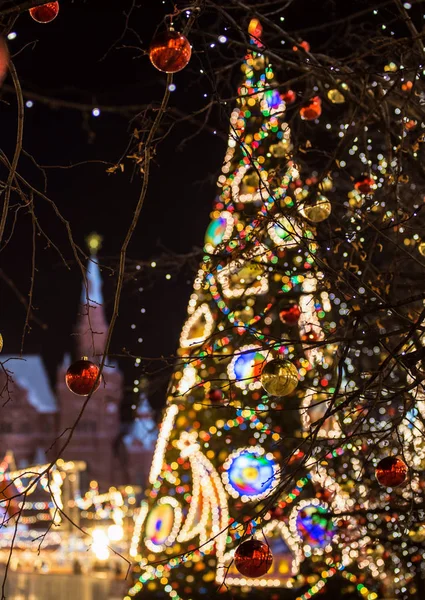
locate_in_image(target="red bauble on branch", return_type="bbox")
[234,539,273,578]
[281,90,296,105]
[354,175,375,195]
[149,29,191,73]
[375,456,408,488]
[279,303,301,325]
[65,357,101,396]
[29,2,59,23]
[300,96,322,120]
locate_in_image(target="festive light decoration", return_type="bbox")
[0,333,3,353]
[260,359,299,396]
[234,539,273,578]
[149,29,191,73]
[227,345,268,390]
[375,456,408,488]
[128,11,425,600]
[29,2,59,23]
[65,357,101,396]
[222,447,279,501]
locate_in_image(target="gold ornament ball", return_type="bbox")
[0,333,3,352]
[261,359,299,396]
[301,195,332,223]
[327,88,345,104]
[418,241,425,257]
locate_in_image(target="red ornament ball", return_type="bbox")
[279,304,301,325]
[207,388,225,403]
[281,90,296,105]
[149,30,191,73]
[300,96,322,120]
[234,539,273,578]
[354,176,375,195]
[375,456,408,488]
[65,358,101,396]
[29,2,59,23]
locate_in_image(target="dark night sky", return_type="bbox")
[0,1,228,420]
[0,0,393,420]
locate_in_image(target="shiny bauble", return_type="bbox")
[207,388,225,403]
[65,357,101,396]
[149,29,191,73]
[29,2,59,23]
[354,176,375,195]
[279,304,301,325]
[418,242,425,257]
[300,195,331,223]
[327,88,346,104]
[234,539,273,578]
[261,359,298,397]
[0,333,3,352]
[300,96,321,120]
[281,90,296,104]
[375,456,408,488]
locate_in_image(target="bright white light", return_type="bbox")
[218,35,227,43]
[108,524,124,542]
[26,101,33,108]
[92,108,100,117]
[92,528,110,560]
[168,83,176,92]
[7,32,17,40]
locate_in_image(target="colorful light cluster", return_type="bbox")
[130,8,425,600]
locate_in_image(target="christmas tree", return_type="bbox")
[128,15,425,600]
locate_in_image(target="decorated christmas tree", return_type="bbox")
[127,16,425,600]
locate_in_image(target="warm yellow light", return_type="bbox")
[108,524,124,542]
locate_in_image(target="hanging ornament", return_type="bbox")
[149,28,191,73]
[281,90,296,105]
[279,304,301,325]
[375,456,408,488]
[300,97,321,121]
[207,388,225,403]
[261,359,298,396]
[418,241,425,257]
[327,88,345,104]
[354,176,375,195]
[65,357,101,396]
[29,2,59,23]
[0,333,3,353]
[234,539,273,578]
[300,195,332,223]
[293,40,310,52]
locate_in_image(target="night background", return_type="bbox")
[0,0,373,422]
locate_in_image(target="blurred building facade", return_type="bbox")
[0,254,156,491]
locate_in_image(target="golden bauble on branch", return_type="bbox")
[261,359,299,396]
[418,241,425,257]
[300,195,332,223]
